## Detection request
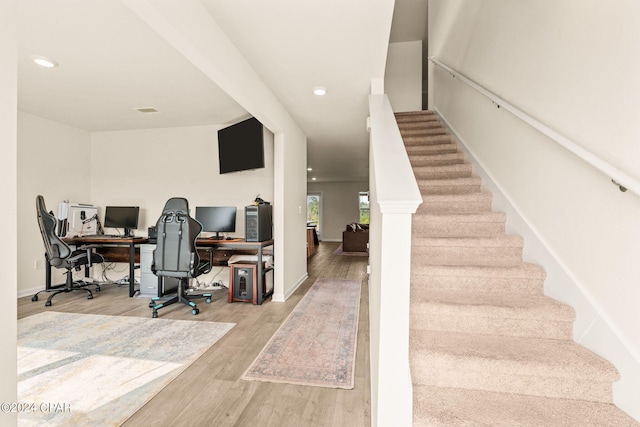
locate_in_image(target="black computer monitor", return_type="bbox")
[195,206,237,240]
[103,206,140,237]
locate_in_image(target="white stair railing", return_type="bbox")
[367,94,422,427]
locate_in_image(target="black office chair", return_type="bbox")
[32,195,104,306]
[150,197,213,318]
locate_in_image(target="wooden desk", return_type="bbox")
[196,238,274,305]
[63,236,148,297]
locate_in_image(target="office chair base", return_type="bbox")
[31,273,99,307]
[150,291,212,318]
[32,285,94,307]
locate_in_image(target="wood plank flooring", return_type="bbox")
[18,242,370,427]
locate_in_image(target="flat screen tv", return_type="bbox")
[218,117,264,174]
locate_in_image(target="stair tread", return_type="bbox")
[417,176,481,185]
[411,289,575,320]
[413,234,523,247]
[414,211,505,221]
[409,152,464,160]
[411,263,546,279]
[413,164,472,172]
[410,329,619,381]
[420,191,491,201]
[413,386,639,427]
[406,142,457,150]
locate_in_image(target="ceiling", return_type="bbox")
[17,0,427,183]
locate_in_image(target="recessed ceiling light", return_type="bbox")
[312,87,327,96]
[311,177,317,181]
[307,167,313,171]
[31,55,58,68]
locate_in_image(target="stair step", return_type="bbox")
[417,192,493,213]
[413,164,473,180]
[404,134,453,145]
[413,212,506,237]
[398,120,443,130]
[412,235,523,266]
[401,127,448,137]
[395,111,437,123]
[417,177,482,195]
[406,143,458,156]
[409,152,465,167]
[411,264,546,296]
[413,386,638,427]
[410,330,619,402]
[410,290,574,339]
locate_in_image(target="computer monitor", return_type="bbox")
[195,206,237,240]
[103,206,140,237]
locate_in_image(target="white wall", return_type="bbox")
[1,2,17,424]
[89,125,274,236]
[17,112,92,295]
[384,40,422,112]
[429,0,640,419]
[307,181,369,242]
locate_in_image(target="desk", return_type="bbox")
[196,238,274,305]
[62,236,148,297]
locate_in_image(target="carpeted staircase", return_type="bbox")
[397,111,639,426]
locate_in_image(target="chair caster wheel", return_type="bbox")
[205,298,211,304]
[32,295,38,302]
[152,312,158,318]
[192,308,199,315]
[87,295,93,300]
[149,301,154,308]
[95,286,101,292]
[45,301,52,307]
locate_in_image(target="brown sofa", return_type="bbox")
[342,223,369,252]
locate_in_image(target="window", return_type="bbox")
[359,191,370,224]
[307,193,321,233]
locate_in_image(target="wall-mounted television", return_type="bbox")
[218,117,264,174]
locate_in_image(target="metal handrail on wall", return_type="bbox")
[429,57,640,197]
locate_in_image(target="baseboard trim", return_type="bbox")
[272,272,307,302]
[18,286,41,299]
[435,107,640,421]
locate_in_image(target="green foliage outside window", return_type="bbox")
[307,195,320,230]
[359,192,370,224]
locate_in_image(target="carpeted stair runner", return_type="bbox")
[397,110,639,426]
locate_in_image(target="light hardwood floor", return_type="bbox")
[18,242,370,427]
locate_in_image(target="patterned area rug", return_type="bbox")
[17,312,234,426]
[242,278,361,389]
[334,244,369,257]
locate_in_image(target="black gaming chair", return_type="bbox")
[150,197,213,318]
[32,195,104,306]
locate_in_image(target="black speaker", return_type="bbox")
[245,204,272,242]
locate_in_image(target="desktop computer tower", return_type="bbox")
[245,204,272,242]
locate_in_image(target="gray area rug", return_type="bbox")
[18,311,234,426]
